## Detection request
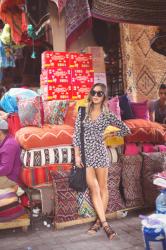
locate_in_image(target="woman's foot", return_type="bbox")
[88,219,101,234]
[102,221,117,240]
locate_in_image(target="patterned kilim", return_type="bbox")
[77,188,96,218]
[92,0,166,25]
[121,155,144,208]
[21,146,74,168]
[51,171,78,223]
[142,152,166,207]
[120,23,166,101]
[107,162,125,213]
[65,0,92,48]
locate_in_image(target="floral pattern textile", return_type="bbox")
[44,100,69,125]
[18,96,42,127]
[73,110,130,168]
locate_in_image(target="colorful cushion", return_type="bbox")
[21,164,72,187]
[0,188,18,207]
[157,145,166,152]
[142,143,158,153]
[16,124,74,150]
[107,162,126,213]
[130,100,149,120]
[121,155,144,208]
[107,96,121,120]
[64,101,77,127]
[119,94,134,120]
[21,146,74,167]
[17,96,43,127]
[0,188,25,222]
[142,152,166,207]
[44,100,69,125]
[51,170,78,223]
[77,189,96,218]
[124,119,166,143]
[75,99,88,112]
[124,143,141,156]
[0,203,25,222]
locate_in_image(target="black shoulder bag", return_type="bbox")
[69,107,87,192]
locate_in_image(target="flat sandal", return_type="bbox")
[102,222,117,240]
[88,220,101,234]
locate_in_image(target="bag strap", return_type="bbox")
[79,107,86,167]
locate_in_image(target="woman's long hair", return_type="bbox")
[86,83,109,119]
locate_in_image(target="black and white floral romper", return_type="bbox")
[73,110,130,168]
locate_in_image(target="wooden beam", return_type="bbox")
[49,2,66,51]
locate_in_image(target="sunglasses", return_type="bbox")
[90,90,104,97]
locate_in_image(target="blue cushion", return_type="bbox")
[119,94,134,120]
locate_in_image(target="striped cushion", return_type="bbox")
[21,145,74,167]
[0,188,18,207]
[21,164,72,187]
[0,188,26,222]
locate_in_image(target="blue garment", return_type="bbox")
[0,88,39,113]
[0,40,15,68]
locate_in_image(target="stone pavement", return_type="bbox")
[0,210,148,250]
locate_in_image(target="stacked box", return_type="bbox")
[42,51,70,69]
[41,51,94,100]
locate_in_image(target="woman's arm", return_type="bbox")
[73,110,83,167]
[109,113,131,137]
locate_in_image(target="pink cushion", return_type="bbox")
[157,145,166,152]
[107,96,121,120]
[142,143,157,153]
[130,100,149,120]
[124,143,140,156]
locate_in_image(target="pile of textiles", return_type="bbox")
[0,187,26,222]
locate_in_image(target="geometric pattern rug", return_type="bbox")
[120,23,166,101]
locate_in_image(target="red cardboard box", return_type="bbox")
[42,51,70,69]
[42,83,72,100]
[72,83,93,100]
[41,68,71,84]
[70,53,93,69]
[71,69,94,85]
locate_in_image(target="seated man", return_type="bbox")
[0,119,22,189]
[148,84,166,126]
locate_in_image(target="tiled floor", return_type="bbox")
[0,210,148,250]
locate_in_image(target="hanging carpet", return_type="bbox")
[91,0,166,26]
[120,23,166,102]
[65,0,92,48]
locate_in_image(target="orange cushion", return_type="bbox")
[64,101,76,127]
[16,124,74,150]
[124,119,166,143]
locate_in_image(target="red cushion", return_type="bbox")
[125,119,166,143]
[21,164,72,187]
[16,124,74,150]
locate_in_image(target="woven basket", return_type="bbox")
[92,0,166,25]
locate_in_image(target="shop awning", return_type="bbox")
[91,0,166,25]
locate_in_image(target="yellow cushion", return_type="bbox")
[75,99,88,112]
[104,125,124,147]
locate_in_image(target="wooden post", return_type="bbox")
[49,1,66,51]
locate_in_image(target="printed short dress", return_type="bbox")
[73,110,130,168]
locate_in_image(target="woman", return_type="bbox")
[73,83,130,240]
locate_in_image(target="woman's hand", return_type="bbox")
[103,132,116,141]
[75,155,84,168]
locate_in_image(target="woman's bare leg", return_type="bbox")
[86,167,106,223]
[95,168,109,212]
